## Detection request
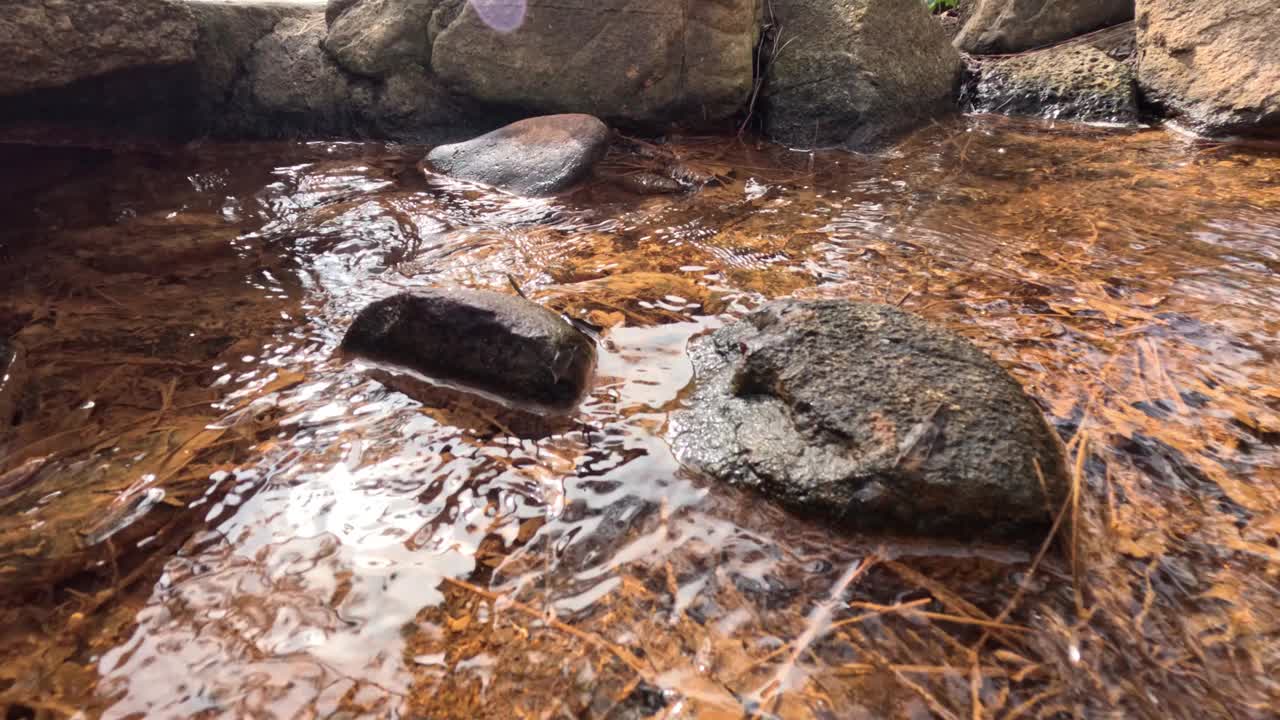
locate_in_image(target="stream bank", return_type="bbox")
[1,1,1276,146]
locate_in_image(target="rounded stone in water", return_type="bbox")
[422,114,610,196]
[340,289,597,412]
[670,300,1067,537]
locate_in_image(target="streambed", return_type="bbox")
[0,116,1277,718]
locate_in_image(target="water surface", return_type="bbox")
[0,117,1277,719]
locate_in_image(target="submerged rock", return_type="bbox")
[340,289,596,412]
[955,0,1133,55]
[968,45,1139,124]
[0,0,198,97]
[1136,0,1280,137]
[762,0,962,151]
[423,114,610,195]
[0,339,25,431]
[670,300,1066,537]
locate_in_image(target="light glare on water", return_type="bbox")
[0,116,1277,718]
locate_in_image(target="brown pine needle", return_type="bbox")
[441,576,650,680]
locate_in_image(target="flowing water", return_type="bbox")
[0,116,1277,719]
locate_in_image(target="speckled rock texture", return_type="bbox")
[968,45,1139,123]
[428,0,758,127]
[0,0,197,97]
[955,0,1133,54]
[423,114,610,196]
[1136,0,1280,137]
[761,0,962,151]
[340,289,597,412]
[670,300,1066,537]
[323,0,435,78]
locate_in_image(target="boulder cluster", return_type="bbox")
[1,0,1274,142]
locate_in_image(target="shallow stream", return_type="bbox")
[0,116,1277,719]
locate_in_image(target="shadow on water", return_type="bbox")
[0,116,1277,718]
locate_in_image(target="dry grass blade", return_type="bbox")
[750,553,880,714]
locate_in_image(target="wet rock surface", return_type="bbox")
[0,0,198,97]
[340,289,597,412]
[424,114,610,196]
[762,0,962,151]
[968,45,1139,124]
[955,0,1133,54]
[1136,0,1280,137]
[671,300,1066,537]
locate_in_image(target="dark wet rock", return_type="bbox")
[967,45,1139,124]
[423,114,610,196]
[340,289,597,412]
[955,0,1133,55]
[0,0,198,97]
[761,0,962,151]
[429,0,757,127]
[323,0,435,78]
[1136,0,1280,137]
[0,339,26,430]
[670,300,1066,537]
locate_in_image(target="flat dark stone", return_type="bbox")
[340,289,596,412]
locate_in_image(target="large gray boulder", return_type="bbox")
[761,0,962,151]
[243,14,356,131]
[217,11,477,141]
[1136,0,1280,137]
[670,300,1066,537]
[0,0,197,97]
[968,44,1139,124]
[323,0,434,77]
[423,114,610,196]
[189,1,314,120]
[955,0,1133,55]
[429,0,757,126]
[340,289,597,412]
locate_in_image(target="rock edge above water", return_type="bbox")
[340,289,597,412]
[671,300,1067,538]
[423,114,610,196]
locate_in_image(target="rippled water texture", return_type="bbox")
[0,117,1277,719]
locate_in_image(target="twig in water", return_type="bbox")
[751,552,881,713]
